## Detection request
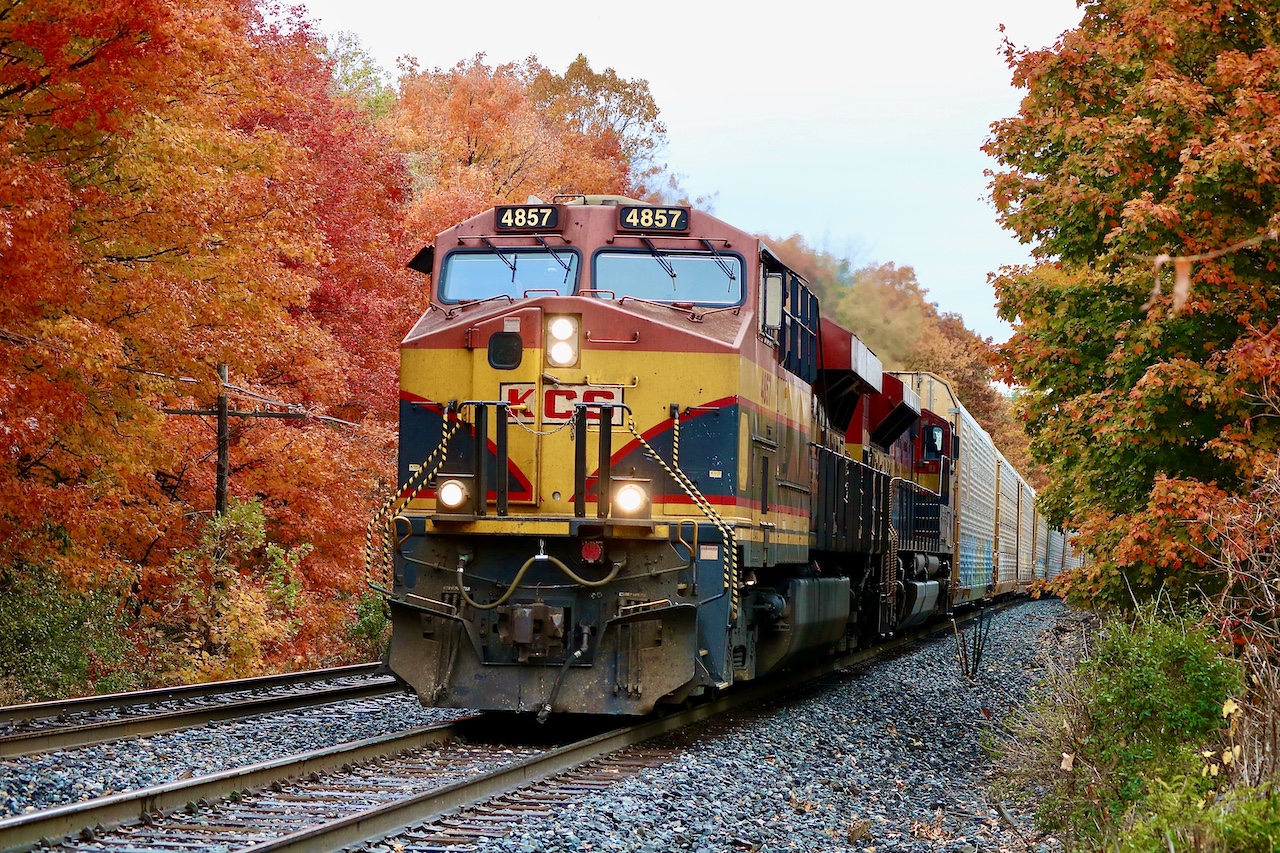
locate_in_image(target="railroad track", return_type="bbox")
[1,604,1013,853]
[0,664,396,758]
[2,711,698,853]
[358,729,703,852]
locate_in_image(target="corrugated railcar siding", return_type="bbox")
[957,406,996,598]
[1036,516,1050,581]
[996,455,1020,587]
[1018,480,1035,584]
[1048,529,1066,580]
[1064,538,1083,573]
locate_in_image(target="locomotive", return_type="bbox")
[369,195,1078,718]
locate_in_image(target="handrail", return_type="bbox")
[584,330,640,344]
[623,409,740,621]
[365,414,464,592]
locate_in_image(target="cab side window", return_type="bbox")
[923,425,944,461]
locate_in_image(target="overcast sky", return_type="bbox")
[297,0,1084,341]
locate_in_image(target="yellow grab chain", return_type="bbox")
[364,418,464,592]
[624,412,739,620]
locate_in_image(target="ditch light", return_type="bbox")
[610,479,650,520]
[435,475,474,514]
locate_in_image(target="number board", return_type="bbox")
[495,205,560,231]
[618,205,690,232]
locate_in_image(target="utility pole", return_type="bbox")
[164,363,307,516]
[216,363,229,515]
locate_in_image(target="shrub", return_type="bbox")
[0,564,140,701]
[998,605,1241,849]
[1117,780,1280,853]
[348,589,390,661]
[157,500,312,682]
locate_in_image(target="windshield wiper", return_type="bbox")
[701,239,737,287]
[641,237,677,288]
[536,235,572,284]
[481,237,518,282]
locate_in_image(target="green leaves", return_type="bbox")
[1000,606,1241,846]
[988,0,1280,607]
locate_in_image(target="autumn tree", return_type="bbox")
[986,0,1280,606]
[1,0,184,587]
[528,53,667,193]
[839,263,940,369]
[387,54,657,240]
[325,31,394,117]
[1,0,418,694]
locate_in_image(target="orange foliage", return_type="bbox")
[987,2,1280,608]
[1,2,665,693]
[1,0,414,681]
[388,55,634,240]
[1061,477,1227,605]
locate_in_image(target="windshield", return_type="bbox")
[439,249,579,303]
[594,252,743,305]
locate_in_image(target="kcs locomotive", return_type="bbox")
[367,196,1078,718]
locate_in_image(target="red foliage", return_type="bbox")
[0,0,413,676]
[1,4,665,687]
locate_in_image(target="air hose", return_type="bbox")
[537,630,590,723]
[453,551,623,612]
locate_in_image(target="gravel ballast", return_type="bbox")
[0,694,467,818]
[470,598,1076,853]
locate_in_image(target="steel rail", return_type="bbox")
[0,663,383,726]
[0,720,473,853]
[0,679,398,758]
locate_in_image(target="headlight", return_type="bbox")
[437,478,470,510]
[614,483,647,514]
[546,315,579,367]
[548,340,577,366]
[549,317,577,341]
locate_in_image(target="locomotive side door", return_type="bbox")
[750,415,776,566]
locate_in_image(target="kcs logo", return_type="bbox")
[500,383,624,425]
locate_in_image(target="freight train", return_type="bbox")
[368,195,1079,718]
